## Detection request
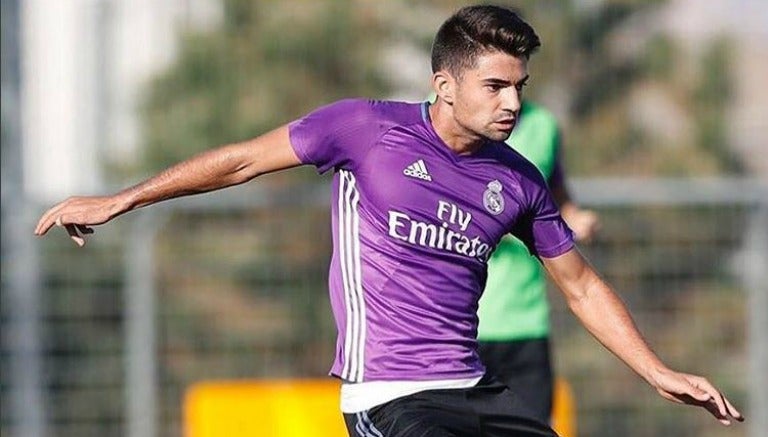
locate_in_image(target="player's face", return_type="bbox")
[452,51,528,142]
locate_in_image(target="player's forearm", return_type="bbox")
[114,142,260,215]
[566,278,669,385]
[34,125,299,240]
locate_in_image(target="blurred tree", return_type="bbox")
[692,37,743,174]
[537,1,743,176]
[136,0,390,175]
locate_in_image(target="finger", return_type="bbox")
[64,224,85,247]
[711,392,728,421]
[704,392,745,425]
[701,398,731,425]
[723,396,744,421]
[690,377,738,425]
[666,389,733,425]
[691,387,712,403]
[76,224,94,235]
[35,204,65,235]
[695,379,728,419]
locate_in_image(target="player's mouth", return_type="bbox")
[494,119,516,131]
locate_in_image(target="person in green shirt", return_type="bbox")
[478,100,599,423]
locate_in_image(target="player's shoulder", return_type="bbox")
[321,98,423,126]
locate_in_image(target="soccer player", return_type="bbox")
[478,100,599,424]
[35,5,742,437]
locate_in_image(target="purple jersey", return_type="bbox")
[289,99,573,383]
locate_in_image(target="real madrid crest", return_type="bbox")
[483,180,505,215]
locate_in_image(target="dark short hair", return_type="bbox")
[431,5,540,77]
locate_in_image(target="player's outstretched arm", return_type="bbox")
[541,248,744,425]
[34,125,300,246]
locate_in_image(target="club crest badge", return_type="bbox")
[483,180,505,215]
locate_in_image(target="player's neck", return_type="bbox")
[428,102,485,156]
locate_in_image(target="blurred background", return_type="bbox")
[1,0,766,436]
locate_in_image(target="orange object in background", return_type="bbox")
[185,377,577,436]
[552,377,577,437]
[184,379,347,437]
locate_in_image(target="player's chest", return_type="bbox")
[355,135,525,244]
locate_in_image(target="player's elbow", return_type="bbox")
[561,272,601,311]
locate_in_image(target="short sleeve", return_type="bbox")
[289,99,383,174]
[511,170,574,259]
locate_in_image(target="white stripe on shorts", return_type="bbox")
[355,411,384,437]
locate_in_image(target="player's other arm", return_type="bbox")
[550,181,598,243]
[541,248,744,426]
[547,145,599,243]
[35,125,300,246]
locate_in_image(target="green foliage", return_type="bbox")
[642,34,675,79]
[692,37,744,173]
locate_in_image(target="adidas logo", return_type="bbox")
[403,159,432,181]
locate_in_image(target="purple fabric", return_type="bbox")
[289,99,574,383]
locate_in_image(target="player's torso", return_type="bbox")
[355,123,529,267]
[332,120,533,374]
[327,101,542,382]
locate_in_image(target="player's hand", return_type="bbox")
[34,195,120,247]
[651,368,744,425]
[561,206,600,243]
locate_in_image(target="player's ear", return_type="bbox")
[432,71,455,105]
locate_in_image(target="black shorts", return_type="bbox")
[342,374,559,437]
[478,337,553,424]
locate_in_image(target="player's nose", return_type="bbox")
[500,88,521,113]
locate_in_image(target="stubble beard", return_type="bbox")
[482,127,513,142]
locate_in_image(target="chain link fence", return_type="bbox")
[2,177,765,437]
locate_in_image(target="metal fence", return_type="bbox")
[2,177,766,437]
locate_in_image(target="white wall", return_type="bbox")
[21,0,221,202]
[22,0,99,201]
